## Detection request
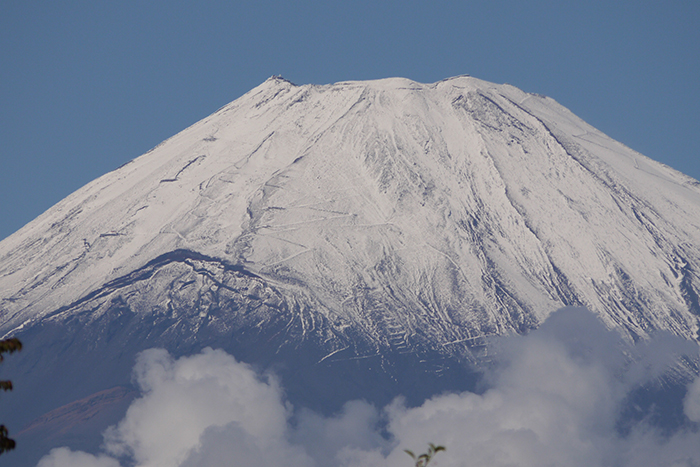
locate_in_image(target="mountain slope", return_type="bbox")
[1,75,700,465]
[2,75,699,342]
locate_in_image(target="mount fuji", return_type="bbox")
[1,75,700,465]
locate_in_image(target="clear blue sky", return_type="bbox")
[1,1,698,241]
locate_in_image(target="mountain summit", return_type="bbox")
[1,75,700,463]
[3,75,699,340]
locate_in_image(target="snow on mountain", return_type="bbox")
[2,75,699,343]
[2,75,700,465]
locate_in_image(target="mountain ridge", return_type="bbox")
[2,76,700,466]
[3,75,699,342]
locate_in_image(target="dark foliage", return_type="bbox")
[0,337,22,455]
[405,443,446,467]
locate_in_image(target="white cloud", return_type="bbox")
[36,448,121,467]
[37,307,700,467]
[105,347,312,467]
[684,375,700,423]
[291,399,391,467]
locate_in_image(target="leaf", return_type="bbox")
[405,443,446,467]
[0,338,22,362]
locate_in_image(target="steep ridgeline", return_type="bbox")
[1,76,700,462]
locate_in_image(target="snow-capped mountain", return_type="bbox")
[1,75,700,464]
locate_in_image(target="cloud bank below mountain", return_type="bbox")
[38,308,700,467]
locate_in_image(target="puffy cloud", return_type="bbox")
[377,308,700,467]
[291,400,390,466]
[684,375,700,423]
[37,448,121,467]
[40,347,313,467]
[101,348,305,467]
[37,308,700,467]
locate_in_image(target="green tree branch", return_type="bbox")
[405,442,446,467]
